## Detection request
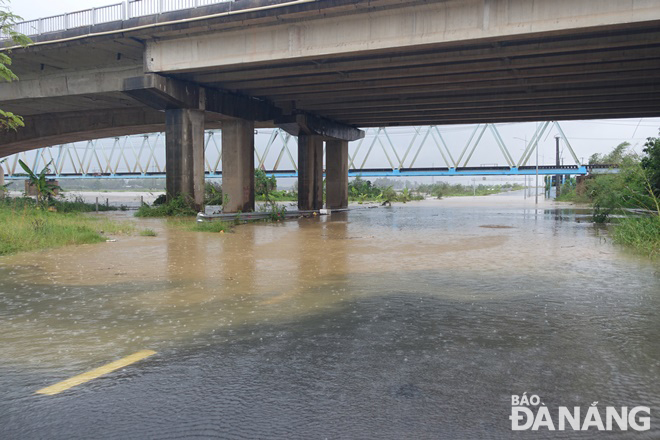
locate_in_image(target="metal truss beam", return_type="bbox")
[3,122,592,179]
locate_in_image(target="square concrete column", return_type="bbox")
[165,108,205,209]
[298,134,324,211]
[222,118,255,213]
[325,139,349,209]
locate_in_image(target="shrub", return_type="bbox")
[204,182,224,205]
[612,215,660,258]
[135,195,198,217]
[258,201,287,221]
[641,134,660,197]
[255,169,277,198]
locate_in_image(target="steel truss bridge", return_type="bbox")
[2,122,609,180]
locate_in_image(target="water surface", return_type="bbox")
[0,197,658,438]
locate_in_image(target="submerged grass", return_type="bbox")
[163,217,230,233]
[612,215,660,258]
[191,221,229,233]
[0,198,134,256]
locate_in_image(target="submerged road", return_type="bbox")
[0,196,658,439]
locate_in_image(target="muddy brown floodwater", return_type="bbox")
[0,194,659,439]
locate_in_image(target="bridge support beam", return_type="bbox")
[277,113,364,142]
[222,119,255,213]
[326,140,349,209]
[165,108,205,210]
[298,134,324,211]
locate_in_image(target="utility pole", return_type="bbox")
[535,136,539,205]
[555,135,561,199]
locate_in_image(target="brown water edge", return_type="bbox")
[0,195,656,375]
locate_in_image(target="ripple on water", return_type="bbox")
[0,201,658,438]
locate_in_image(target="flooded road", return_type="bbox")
[1,196,659,439]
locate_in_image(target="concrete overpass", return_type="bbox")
[2,0,660,211]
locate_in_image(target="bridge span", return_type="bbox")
[2,0,659,210]
[3,122,604,180]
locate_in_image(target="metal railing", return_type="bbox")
[12,0,232,37]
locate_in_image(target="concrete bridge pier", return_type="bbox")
[297,134,324,211]
[222,119,255,213]
[123,73,279,213]
[165,108,205,209]
[277,114,362,212]
[325,140,349,210]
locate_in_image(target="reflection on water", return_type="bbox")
[0,199,659,438]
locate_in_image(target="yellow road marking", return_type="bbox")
[36,350,157,396]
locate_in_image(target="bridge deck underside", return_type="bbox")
[179,22,660,127]
[2,0,660,158]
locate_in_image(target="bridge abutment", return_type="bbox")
[298,134,324,211]
[325,140,349,210]
[165,108,205,209]
[222,119,255,213]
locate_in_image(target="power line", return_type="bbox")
[631,118,643,138]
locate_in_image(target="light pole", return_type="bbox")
[513,136,527,198]
[535,133,539,205]
[555,135,561,199]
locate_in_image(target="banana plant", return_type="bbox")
[401,187,411,203]
[0,158,8,196]
[18,159,61,208]
[380,186,397,206]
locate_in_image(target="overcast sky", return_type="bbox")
[6,0,660,168]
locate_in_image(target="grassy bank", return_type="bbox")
[348,179,525,203]
[555,137,660,258]
[612,216,660,258]
[0,197,133,256]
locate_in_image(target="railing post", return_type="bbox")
[123,1,130,20]
[159,0,165,14]
[38,18,43,34]
[92,7,97,26]
[64,13,69,30]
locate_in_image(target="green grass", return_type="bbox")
[163,217,230,233]
[191,221,229,233]
[612,215,660,258]
[139,228,158,237]
[555,190,591,204]
[52,197,118,212]
[0,198,134,256]
[135,195,198,217]
[255,190,297,202]
[1,196,118,212]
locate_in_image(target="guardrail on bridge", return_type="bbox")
[12,0,232,37]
